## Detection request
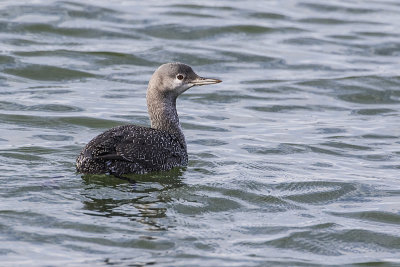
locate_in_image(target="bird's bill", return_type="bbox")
[191,77,222,86]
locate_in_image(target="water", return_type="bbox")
[1,0,400,265]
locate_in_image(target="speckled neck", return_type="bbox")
[146,89,186,149]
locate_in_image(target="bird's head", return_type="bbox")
[148,62,221,98]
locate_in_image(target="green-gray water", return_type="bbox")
[1,0,400,266]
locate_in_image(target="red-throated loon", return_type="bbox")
[76,63,221,176]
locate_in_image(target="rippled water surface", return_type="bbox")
[1,0,400,265]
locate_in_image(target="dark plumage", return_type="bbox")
[76,63,221,176]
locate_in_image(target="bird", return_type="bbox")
[76,62,221,177]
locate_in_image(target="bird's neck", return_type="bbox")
[147,91,186,146]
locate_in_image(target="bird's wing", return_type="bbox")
[117,131,182,169]
[91,125,183,168]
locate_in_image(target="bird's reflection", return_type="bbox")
[80,168,186,229]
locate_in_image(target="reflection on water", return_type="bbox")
[0,0,400,265]
[81,169,186,223]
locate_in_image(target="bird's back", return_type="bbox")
[76,124,188,176]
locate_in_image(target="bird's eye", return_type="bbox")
[177,74,184,80]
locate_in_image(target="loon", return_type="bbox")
[76,63,221,176]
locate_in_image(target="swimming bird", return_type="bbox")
[76,63,221,176]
